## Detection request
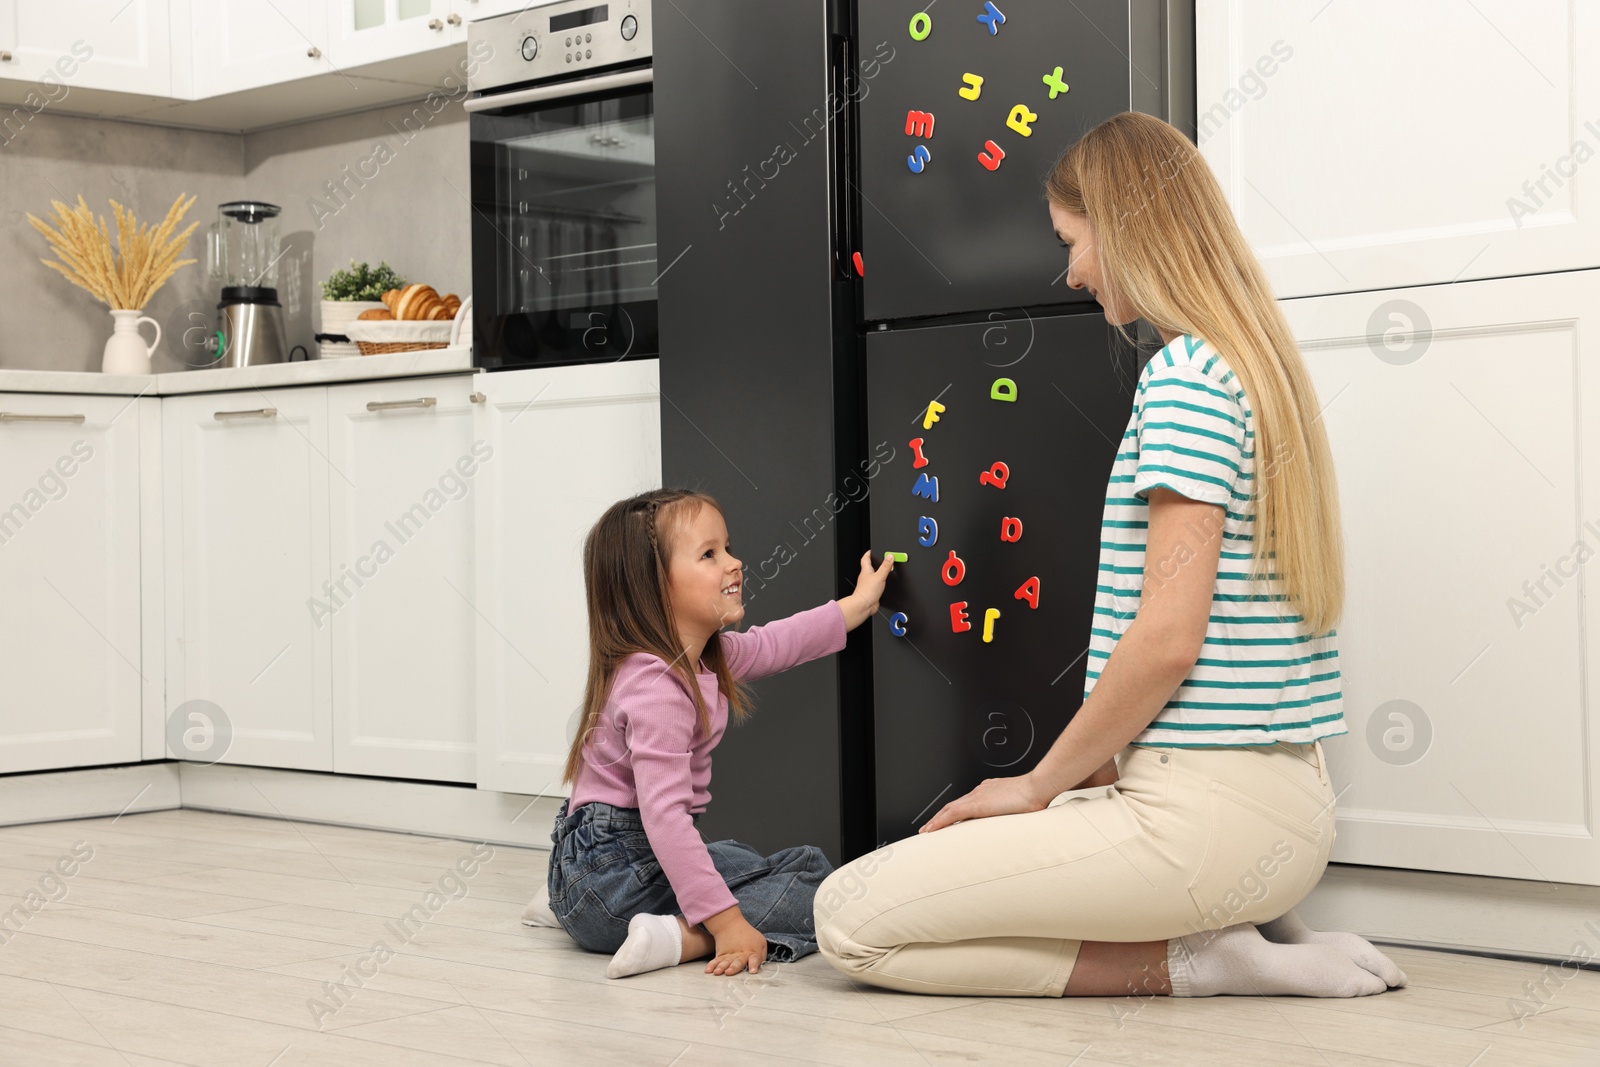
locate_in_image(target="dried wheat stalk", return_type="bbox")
[28,193,199,310]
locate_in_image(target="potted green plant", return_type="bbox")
[318,260,406,359]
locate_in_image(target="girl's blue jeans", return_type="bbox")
[547,799,832,962]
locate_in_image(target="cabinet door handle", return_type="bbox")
[366,397,438,411]
[428,17,444,30]
[214,407,278,420]
[307,46,322,59]
[469,391,485,404]
[447,13,462,25]
[0,51,13,62]
[0,412,86,423]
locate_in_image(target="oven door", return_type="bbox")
[468,74,656,368]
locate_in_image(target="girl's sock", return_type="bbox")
[1256,909,1407,988]
[1167,922,1387,998]
[519,885,562,928]
[607,913,684,979]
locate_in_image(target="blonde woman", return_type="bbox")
[815,113,1407,1000]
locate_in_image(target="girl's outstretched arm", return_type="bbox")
[718,553,889,679]
[838,550,893,630]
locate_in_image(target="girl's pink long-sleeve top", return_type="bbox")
[566,602,848,925]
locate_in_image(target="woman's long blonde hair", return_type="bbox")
[562,489,751,784]
[1047,112,1343,634]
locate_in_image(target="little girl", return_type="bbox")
[525,487,891,978]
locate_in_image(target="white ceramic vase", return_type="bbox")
[102,309,161,375]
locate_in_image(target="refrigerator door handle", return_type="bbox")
[829,32,858,282]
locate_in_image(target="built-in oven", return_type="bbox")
[465,1,654,369]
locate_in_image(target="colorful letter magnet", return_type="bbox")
[977,1,1005,35]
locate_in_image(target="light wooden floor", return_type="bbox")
[0,810,1594,1066]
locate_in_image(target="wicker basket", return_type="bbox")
[343,320,453,356]
[355,339,451,355]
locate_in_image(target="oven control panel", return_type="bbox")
[469,0,651,93]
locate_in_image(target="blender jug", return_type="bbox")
[204,201,292,367]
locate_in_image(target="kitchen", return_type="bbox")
[1,1,1598,1063]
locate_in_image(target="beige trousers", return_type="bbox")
[815,741,1338,996]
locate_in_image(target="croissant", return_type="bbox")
[394,283,441,321]
[357,308,393,320]
[380,288,400,312]
[392,284,418,319]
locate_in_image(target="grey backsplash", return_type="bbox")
[0,99,470,374]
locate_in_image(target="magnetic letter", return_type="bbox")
[909,436,929,468]
[976,1,1006,35]
[905,110,936,138]
[950,601,971,633]
[1042,66,1069,99]
[912,473,940,502]
[990,377,1016,402]
[982,607,1000,643]
[922,400,945,429]
[1015,576,1040,610]
[890,611,908,636]
[907,144,932,173]
[941,550,966,586]
[886,551,908,563]
[978,140,1006,171]
[959,73,984,101]
[1005,104,1037,137]
[978,461,1010,489]
[1000,516,1022,542]
[909,12,932,39]
[917,515,939,547]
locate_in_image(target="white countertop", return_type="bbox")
[0,347,474,396]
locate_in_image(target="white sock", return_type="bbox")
[519,885,562,928]
[1167,922,1387,998]
[1256,909,1407,988]
[606,914,684,979]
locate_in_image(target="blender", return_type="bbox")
[205,201,290,367]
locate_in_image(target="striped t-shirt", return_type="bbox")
[1085,334,1347,747]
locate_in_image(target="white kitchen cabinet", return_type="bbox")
[184,0,332,98]
[1281,268,1600,886]
[0,392,143,774]
[163,385,333,771]
[474,360,661,795]
[452,0,541,25]
[325,374,479,783]
[0,0,172,97]
[1197,0,1600,298]
[326,0,459,70]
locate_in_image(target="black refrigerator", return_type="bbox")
[656,0,1194,862]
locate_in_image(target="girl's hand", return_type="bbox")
[706,915,768,975]
[919,773,1052,833]
[838,550,894,630]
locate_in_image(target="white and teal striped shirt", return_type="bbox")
[1086,334,1347,747]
